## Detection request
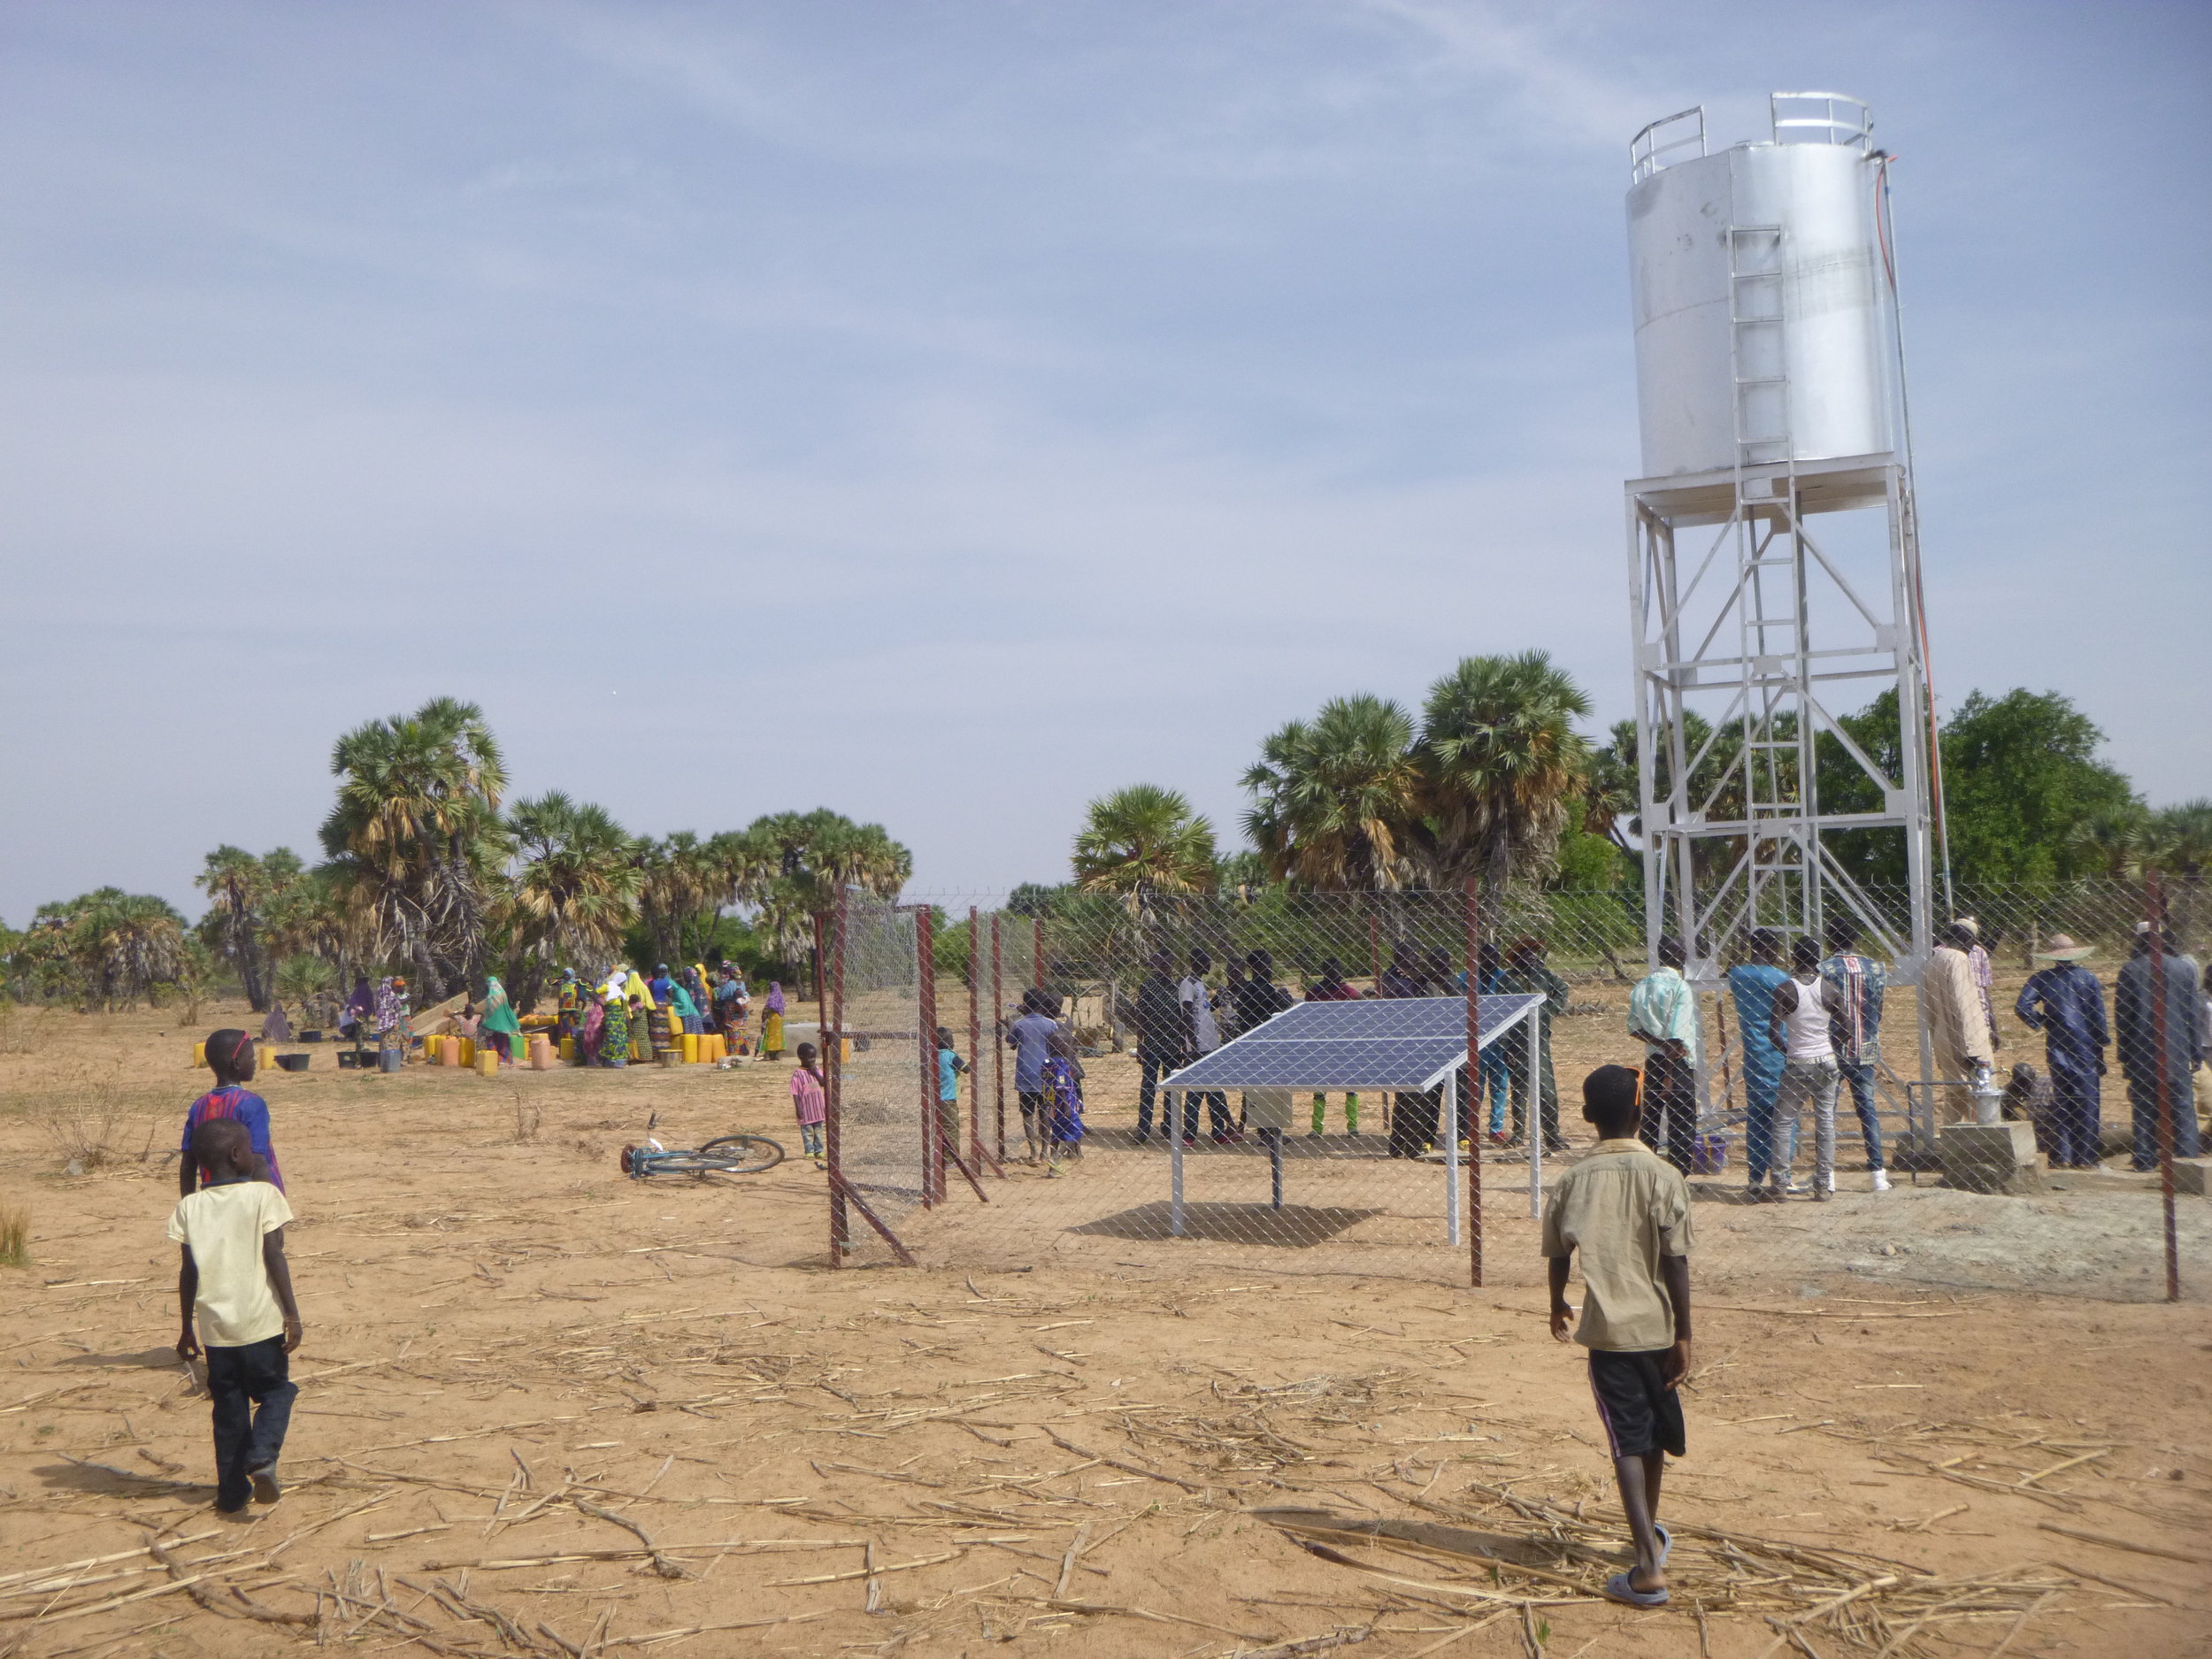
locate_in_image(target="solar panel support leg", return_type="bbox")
[1444,1071,1462,1246]
[1527,1046,1543,1219]
[1265,1127,1283,1210]
[1169,1094,1186,1237]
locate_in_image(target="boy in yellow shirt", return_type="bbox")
[169,1118,303,1513]
[1544,1064,1694,1607]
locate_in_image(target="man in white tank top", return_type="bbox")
[1766,937,1843,1201]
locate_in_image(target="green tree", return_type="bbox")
[507,792,641,1003]
[1939,690,2136,887]
[1071,785,1218,921]
[319,697,510,1000]
[1241,695,1422,891]
[32,889,190,1010]
[1414,652,1594,920]
[193,846,304,1012]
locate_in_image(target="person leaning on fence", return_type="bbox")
[1727,930,1791,1192]
[2013,934,2109,1170]
[1008,988,1061,1161]
[1179,950,1235,1144]
[1304,956,1363,1137]
[2115,921,2206,1171]
[1957,917,2001,1056]
[1924,922,1995,1121]
[1819,918,1892,1193]
[1544,1064,1694,1609]
[1767,937,1842,1200]
[1627,938,1701,1176]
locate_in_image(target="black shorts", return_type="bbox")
[1587,1349,1686,1459]
[1018,1091,1045,1118]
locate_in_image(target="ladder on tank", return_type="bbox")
[1725,223,1819,947]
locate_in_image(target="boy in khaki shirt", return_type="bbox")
[1543,1064,1694,1607]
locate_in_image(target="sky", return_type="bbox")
[2,0,2207,925]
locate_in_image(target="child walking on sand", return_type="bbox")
[182,1030,284,1195]
[170,1118,303,1514]
[792,1042,826,1166]
[1543,1064,1694,1608]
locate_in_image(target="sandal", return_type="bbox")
[1654,1521,1671,1567]
[1603,1570,1669,1608]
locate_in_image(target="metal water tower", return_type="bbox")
[1622,93,1938,994]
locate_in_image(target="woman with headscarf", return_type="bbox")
[579,990,606,1064]
[340,977,373,1043]
[481,974,523,1064]
[598,991,630,1068]
[374,978,403,1071]
[762,982,787,1059]
[679,966,710,1035]
[668,976,703,1037]
[260,1000,292,1044]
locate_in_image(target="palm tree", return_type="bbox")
[319,697,508,999]
[195,846,275,1011]
[1071,785,1217,921]
[42,889,189,1010]
[1241,695,1421,891]
[508,793,641,999]
[2148,798,2212,949]
[1415,652,1594,921]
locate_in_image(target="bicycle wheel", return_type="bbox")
[697,1133,786,1173]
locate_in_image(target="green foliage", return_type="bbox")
[1243,695,1421,890]
[1071,785,1218,918]
[1552,826,1624,891]
[17,889,190,1010]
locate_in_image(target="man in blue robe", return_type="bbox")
[2013,935,2108,1169]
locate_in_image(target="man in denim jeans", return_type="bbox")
[1819,918,1892,1193]
[1767,937,1841,1201]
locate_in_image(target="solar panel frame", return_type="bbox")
[1159,994,1543,1093]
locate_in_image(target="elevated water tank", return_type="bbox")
[1626,96,1895,480]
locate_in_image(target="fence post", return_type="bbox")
[1463,883,1484,1289]
[826,895,848,1264]
[917,904,941,1207]
[991,914,1007,1163]
[2147,872,2179,1303]
[969,905,988,1175]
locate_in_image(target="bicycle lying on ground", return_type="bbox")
[619,1114,785,1180]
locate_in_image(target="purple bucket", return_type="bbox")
[1691,1133,1730,1175]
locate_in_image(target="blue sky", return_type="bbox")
[3,0,2206,923]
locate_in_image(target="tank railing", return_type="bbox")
[1770,91,1873,150]
[1630,105,1706,184]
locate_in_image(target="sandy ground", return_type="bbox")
[1,1001,2208,1659]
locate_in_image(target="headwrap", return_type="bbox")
[374,979,400,1033]
[766,982,786,1014]
[261,1003,292,1043]
[344,978,374,1016]
[625,970,654,1007]
[481,974,522,1034]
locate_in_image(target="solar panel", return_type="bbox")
[1162,994,1542,1092]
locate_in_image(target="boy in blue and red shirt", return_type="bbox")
[181,1030,284,1196]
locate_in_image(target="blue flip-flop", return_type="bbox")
[1655,1521,1671,1567]
[1604,1571,1670,1609]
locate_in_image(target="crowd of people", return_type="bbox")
[1083,916,2208,1192]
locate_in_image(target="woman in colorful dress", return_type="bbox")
[598,993,630,1068]
[481,974,524,1064]
[1042,1026,1085,1165]
[761,982,787,1059]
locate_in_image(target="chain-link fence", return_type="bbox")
[820,882,2208,1301]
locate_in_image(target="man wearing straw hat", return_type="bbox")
[2013,935,2109,1170]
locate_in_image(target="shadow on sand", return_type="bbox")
[1070,1201,1383,1248]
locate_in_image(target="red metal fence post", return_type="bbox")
[917,904,941,1207]
[826,895,848,1264]
[1463,882,1485,1289]
[991,916,1007,1162]
[2147,872,2179,1303]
